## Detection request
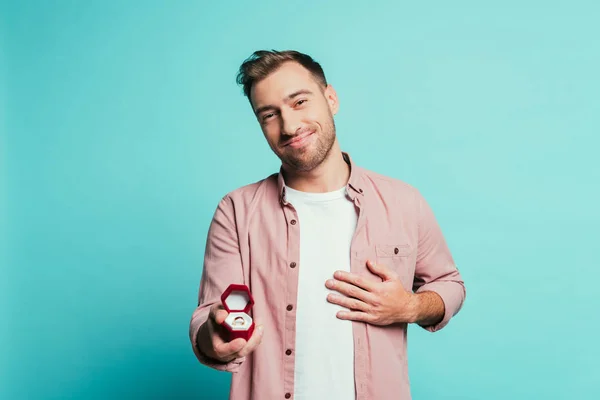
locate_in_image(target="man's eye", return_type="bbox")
[263,113,274,121]
[296,99,307,106]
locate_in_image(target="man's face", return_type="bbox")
[250,62,339,172]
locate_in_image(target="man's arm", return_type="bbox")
[411,188,466,332]
[189,195,246,372]
[411,290,445,327]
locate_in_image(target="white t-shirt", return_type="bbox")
[284,185,358,400]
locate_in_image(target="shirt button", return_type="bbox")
[285,349,292,355]
[394,247,399,254]
[359,188,363,193]
[290,262,296,268]
[290,219,297,225]
[285,394,291,399]
[287,304,293,311]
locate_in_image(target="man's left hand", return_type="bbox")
[325,259,417,326]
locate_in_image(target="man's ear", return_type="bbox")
[324,84,339,115]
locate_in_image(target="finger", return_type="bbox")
[237,325,265,357]
[336,310,375,323]
[326,293,370,312]
[366,259,397,281]
[203,316,228,361]
[332,271,376,292]
[214,337,247,361]
[214,310,229,325]
[209,304,228,325]
[325,279,376,303]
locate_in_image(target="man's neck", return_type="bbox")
[281,142,350,193]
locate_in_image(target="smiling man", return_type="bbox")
[189,50,466,400]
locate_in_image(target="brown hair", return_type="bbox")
[236,50,328,100]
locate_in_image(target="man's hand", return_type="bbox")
[197,304,264,363]
[325,259,440,326]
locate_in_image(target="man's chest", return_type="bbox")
[241,198,419,296]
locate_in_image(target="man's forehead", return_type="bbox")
[251,63,319,103]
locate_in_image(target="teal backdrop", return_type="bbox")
[2,1,599,399]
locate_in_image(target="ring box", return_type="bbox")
[221,284,255,341]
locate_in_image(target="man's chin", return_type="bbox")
[281,154,320,173]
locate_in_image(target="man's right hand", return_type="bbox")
[197,303,264,363]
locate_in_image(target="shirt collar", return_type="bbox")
[277,152,364,205]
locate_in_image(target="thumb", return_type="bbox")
[366,259,397,281]
[214,310,229,325]
[210,304,229,325]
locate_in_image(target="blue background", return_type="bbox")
[2,1,599,399]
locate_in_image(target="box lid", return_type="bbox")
[221,284,254,313]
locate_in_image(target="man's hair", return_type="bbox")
[236,50,328,100]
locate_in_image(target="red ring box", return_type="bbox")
[221,284,255,341]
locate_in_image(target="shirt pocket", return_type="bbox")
[375,244,411,258]
[375,243,414,290]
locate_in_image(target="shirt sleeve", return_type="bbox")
[189,195,246,372]
[412,189,466,332]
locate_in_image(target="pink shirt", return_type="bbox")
[189,153,466,400]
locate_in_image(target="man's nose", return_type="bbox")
[280,109,301,136]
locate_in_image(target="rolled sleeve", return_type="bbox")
[416,279,466,332]
[412,189,466,332]
[189,195,246,371]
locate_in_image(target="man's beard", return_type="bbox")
[278,117,336,172]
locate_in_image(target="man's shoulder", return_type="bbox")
[358,166,419,196]
[221,172,279,203]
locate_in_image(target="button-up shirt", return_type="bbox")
[189,152,466,400]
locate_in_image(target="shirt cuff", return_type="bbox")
[416,281,465,333]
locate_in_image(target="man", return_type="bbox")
[189,50,466,400]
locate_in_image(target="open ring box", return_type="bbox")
[221,284,255,341]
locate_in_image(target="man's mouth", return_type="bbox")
[283,130,315,148]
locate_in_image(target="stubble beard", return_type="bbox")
[279,117,337,173]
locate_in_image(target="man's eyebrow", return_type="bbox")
[254,104,276,116]
[254,89,314,115]
[285,89,313,101]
